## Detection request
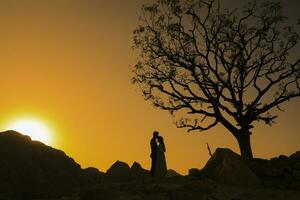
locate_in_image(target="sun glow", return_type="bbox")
[5,118,52,145]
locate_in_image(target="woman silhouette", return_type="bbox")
[154,136,167,177]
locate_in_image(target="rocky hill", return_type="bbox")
[0,130,98,199]
[0,130,300,200]
[189,148,300,189]
[80,148,300,200]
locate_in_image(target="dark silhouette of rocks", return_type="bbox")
[198,148,262,187]
[81,149,300,200]
[1,131,300,200]
[82,167,104,183]
[249,151,300,189]
[188,148,300,190]
[103,161,150,182]
[104,160,132,181]
[0,130,98,199]
[188,168,202,177]
[166,169,182,178]
[131,161,150,179]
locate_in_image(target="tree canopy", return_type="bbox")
[132,0,300,158]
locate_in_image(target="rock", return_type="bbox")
[166,169,182,178]
[145,193,169,200]
[0,130,85,199]
[182,179,216,193]
[264,167,283,177]
[279,155,288,159]
[290,151,300,160]
[188,168,202,177]
[83,167,104,176]
[203,186,300,200]
[131,162,150,179]
[170,190,206,200]
[146,182,183,191]
[200,148,261,187]
[293,162,300,170]
[105,160,131,181]
[82,167,104,183]
[270,155,288,162]
[247,151,300,189]
[104,191,144,200]
[293,170,300,181]
[105,161,149,181]
[249,158,269,177]
[289,151,300,170]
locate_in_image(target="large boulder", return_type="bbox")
[82,167,105,184]
[289,151,300,171]
[105,161,150,181]
[0,130,85,199]
[200,148,261,187]
[131,161,150,179]
[166,169,182,178]
[249,151,300,189]
[290,151,300,161]
[188,168,202,177]
[105,160,131,181]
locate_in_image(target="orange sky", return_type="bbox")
[0,0,299,174]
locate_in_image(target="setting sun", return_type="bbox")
[5,118,52,145]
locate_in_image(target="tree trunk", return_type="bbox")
[236,131,253,159]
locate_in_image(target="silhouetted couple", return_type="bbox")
[150,131,167,177]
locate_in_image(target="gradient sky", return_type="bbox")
[0,0,299,174]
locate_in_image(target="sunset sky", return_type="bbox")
[0,0,299,174]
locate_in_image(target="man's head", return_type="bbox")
[153,131,159,138]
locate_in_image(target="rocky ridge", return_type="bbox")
[0,130,300,200]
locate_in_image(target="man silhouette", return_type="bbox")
[150,131,159,176]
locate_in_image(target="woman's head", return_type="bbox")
[157,136,166,152]
[157,136,164,144]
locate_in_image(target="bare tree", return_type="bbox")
[132,0,300,158]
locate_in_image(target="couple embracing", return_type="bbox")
[150,131,167,177]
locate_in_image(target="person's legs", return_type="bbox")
[150,156,156,176]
